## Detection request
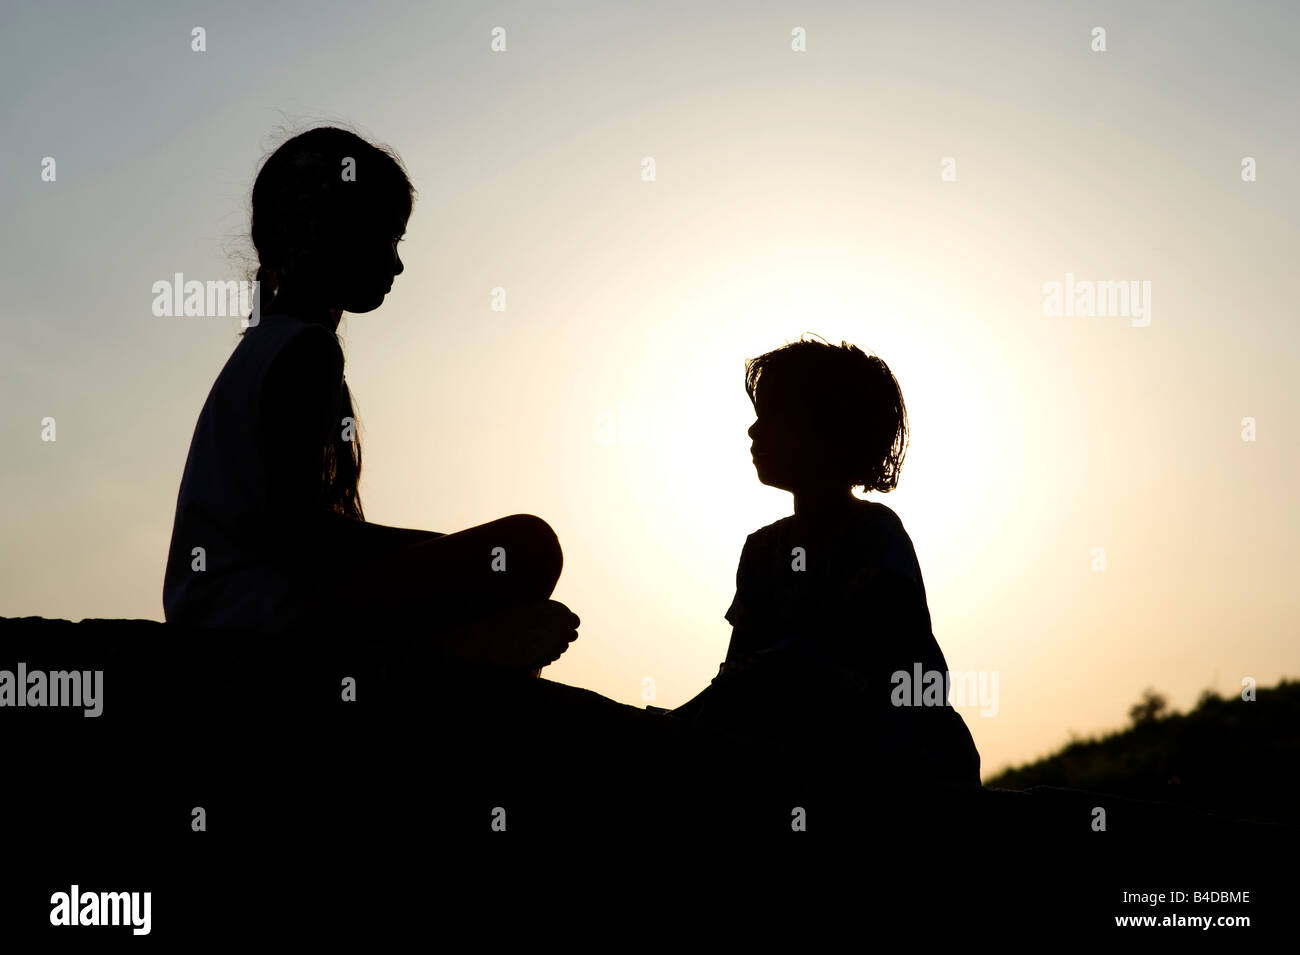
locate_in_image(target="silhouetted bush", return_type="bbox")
[987,680,1299,825]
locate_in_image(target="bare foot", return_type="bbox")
[439,599,579,671]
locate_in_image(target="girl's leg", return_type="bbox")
[414,670,777,832]
[355,512,562,637]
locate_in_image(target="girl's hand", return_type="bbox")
[722,655,753,674]
[722,647,778,674]
[439,599,580,670]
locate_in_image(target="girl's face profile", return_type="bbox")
[326,206,408,314]
[283,203,407,315]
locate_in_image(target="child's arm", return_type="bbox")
[838,565,982,785]
[719,533,766,674]
[258,327,442,563]
[719,639,781,675]
[828,567,932,670]
[256,327,576,673]
[307,510,444,557]
[818,512,936,674]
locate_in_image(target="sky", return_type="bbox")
[1,0,1297,780]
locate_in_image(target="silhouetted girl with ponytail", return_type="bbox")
[163,126,577,673]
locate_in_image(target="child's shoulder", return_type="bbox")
[740,502,905,565]
[859,498,902,523]
[746,501,897,537]
[848,501,922,581]
[848,499,912,541]
[741,514,800,558]
[235,313,342,382]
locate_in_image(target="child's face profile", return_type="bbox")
[748,373,833,492]
[285,205,408,315]
[328,206,408,314]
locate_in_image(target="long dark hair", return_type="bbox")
[240,125,415,521]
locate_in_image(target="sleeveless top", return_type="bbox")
[162,312,345,633]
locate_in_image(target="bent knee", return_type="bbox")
[496,513,563,585]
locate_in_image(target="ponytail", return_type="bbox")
[241,260,365,524]
[322,379,365,522]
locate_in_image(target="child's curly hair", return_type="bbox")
[744,333,908,493]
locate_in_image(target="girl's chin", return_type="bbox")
[343,293,388,313]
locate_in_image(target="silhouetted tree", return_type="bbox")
[1128,687,1168,726]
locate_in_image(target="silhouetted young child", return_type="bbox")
[670,336,982,791]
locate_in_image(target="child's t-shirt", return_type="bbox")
[719,500,981,785]
[724,500,933,671]
[162,312,348,634]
